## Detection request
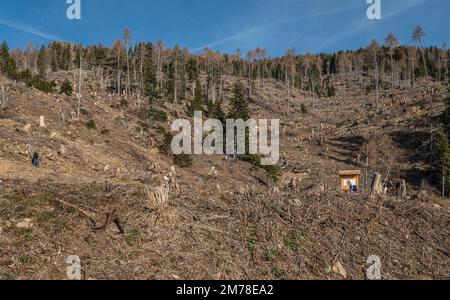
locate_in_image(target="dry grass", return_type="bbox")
[144,184,179,224]
[1,74,449,279]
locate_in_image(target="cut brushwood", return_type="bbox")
[56,199,97,226]
[56,199,124,234]
[93,207,125,234]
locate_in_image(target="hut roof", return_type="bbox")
[339,170,362,176]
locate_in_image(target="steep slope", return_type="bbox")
[0,73,449,279]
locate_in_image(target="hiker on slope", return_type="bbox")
[32,152,40,167]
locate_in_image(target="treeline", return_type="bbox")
[0,41,56,92]
[1,27,449,182]
[1,26,448,100]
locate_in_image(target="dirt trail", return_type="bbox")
[0,158,107,185]
[0,159,51,181]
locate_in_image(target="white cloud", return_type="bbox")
[0,18,63,41]
[192,3,363,53]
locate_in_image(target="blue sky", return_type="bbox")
[0,0,448,56]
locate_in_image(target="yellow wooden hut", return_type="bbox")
[339,170,361,191]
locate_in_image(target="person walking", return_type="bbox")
[32,152,40,167]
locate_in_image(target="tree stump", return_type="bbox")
[39,116,46,128]
[370,172,382,197]
[0,84,6,108]
[400,180,407,199]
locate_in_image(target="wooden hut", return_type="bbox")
[339,170,361,191]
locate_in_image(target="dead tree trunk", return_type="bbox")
[126,43,130,95]
[375,54,380,110]
[60,112,66,123]
[77,53,82,118]
[442,164,446,197]
[157,46,162,92]
[174,55,178,103]
[365,156,369,190]
[0,84,6,108]
[370,172,382,197]
[400,180,407,199]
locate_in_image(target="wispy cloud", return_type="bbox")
[0,18,62,41]
[318,0,429,51]
[192,3,364,53]
[192,27,266,52]
[386,0,428,17]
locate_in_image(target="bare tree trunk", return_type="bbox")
[174,55,178,103]
[371,172,382,197]
[400,180,407,199]
[375,54,379,110]
[133,55,137,98]
[309,70,316,110]
[361,77,366,106]
[77,53,82,118]
[312,73,316,111]
[291,68,295,97]
[126,45,130,95]
[157,48,162,92]
[211,82,216,104]
[100,68,105,90]
[117,48,121,95]
[184,74,188,99]
[287,80,290,115]
[140,48,144,97]
[390,52,394,94]
[441,164,446,197]
[365,156,369,190]
[219,76,223,101]
[137,60,141,109]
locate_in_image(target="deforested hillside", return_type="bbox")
[1,35,450,279]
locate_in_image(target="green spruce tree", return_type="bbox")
[445,88,450,137]
[437,133,450,196]
[37,46,47,76]
[0,41,17,79]
[228,81,249,120]
[60,80,73,95]
[210,100,225,123]
[142,44,157,100]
